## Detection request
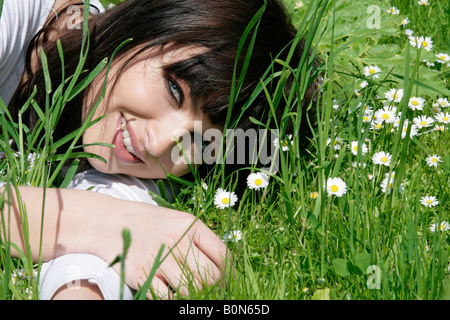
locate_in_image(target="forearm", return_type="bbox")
[0,185,118,262]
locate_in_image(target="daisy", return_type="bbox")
[380,176,395,194]
[384,88,404,103]
[405,29,414,36]
[425,154,442,167]
[387,6,400,14]
[400,17,410,26]
[401,122,419,139]
[370,120,384,130]
[372,151,392,166]
[247,172,269,190]
[436,98,449,108]
[418,36,433,52]
[309,191,319,199]
[224,230,242,242]
[434,125,446,132]
[430,104,441,114]
[214,188,238,209]
[409,36,420,48]
[326,137,343,150]
[273,134,293,151]
[363,65,382,79]
[429,221,450,232]
[375,106,396,123]
[408,97,426,111]
[434,112,450,124]
[350,141,368,156]
[420,195,439,207]
[435,53,450,64]
[326,177,347,197]
[413,115,434,128]
[417,0,429,5]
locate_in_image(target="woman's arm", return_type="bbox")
[1,185,230,296]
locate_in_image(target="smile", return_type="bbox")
[121,118,138,158]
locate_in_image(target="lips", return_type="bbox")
[113,114,144,163]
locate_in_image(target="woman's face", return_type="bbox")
[82,45,222,179]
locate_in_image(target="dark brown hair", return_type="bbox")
[11,0,321,170]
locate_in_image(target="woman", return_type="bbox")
[1,0,320,299]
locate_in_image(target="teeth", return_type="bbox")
[121,118,137,157]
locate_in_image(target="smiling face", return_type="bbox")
[81,45,223,179]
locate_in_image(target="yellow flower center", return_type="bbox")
[440,102,446,106]
[426,199,432,204]
[382,114,390,120]
[431,158,437,163]
[376,124,382,129]
[422,41,428,47]
[440,225,444,230]
[369,68,375,74]
[353,146,358,151]
[412,100,419,106]
[381,157,388,163]
[443,116,449,121]
[254,178,263,186]
[420,121,427,126]
[330,185,339,192]
[310,192,318,199]
[440,55,446,60]
[221,198,230,205]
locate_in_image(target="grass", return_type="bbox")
[1,0,449,300]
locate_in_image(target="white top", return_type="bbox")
[0,0,105,106]
[67,169,176,205]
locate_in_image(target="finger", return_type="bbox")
[147,275,174,300]
[157,251,203,297]
[189,222,233,273]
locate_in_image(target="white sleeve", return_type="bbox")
[67,169,176,206]
[0,0,55,105]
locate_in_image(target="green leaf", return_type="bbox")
[332,258,351,277]
[353,252,371,274]
[311,288,331,300]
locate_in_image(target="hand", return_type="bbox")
[93,200,231,299]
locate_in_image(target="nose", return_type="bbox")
[145,118,194,159]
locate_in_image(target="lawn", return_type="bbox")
[1,0,449,300]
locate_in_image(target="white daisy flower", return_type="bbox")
[350,141,368,156]
[420,195,439,207]
[401,122,419,139]
[431,104,442,115]
[372,151,392,166]
[423,59,434,67]
[425,154,442,167]
[375,106,396,123]
[223,230,242,242]
[273,134,293,151]
[413,115,434,128]
[363,65,382,79]
[408,97,426,111]
[434,125,446,132]
[247,172,269,190]
[309,191,319,199]
[405,29,414,36]
[326,177,347,197]
[326,137,343,150]
[380,176,395,194]
[400,17,410,26]
[419,36,433,52]
[387,6,400,14]
[434,112,450,124]
[435,53,450,64]
[429,221,450,232]
[436,98,449,108]
[214,188,238,209]
[409,36,420,48]
[370,120,384,131]
[418,0,430,5]
[384,88,404,103]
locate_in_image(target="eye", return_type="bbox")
[167,77,184,107]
